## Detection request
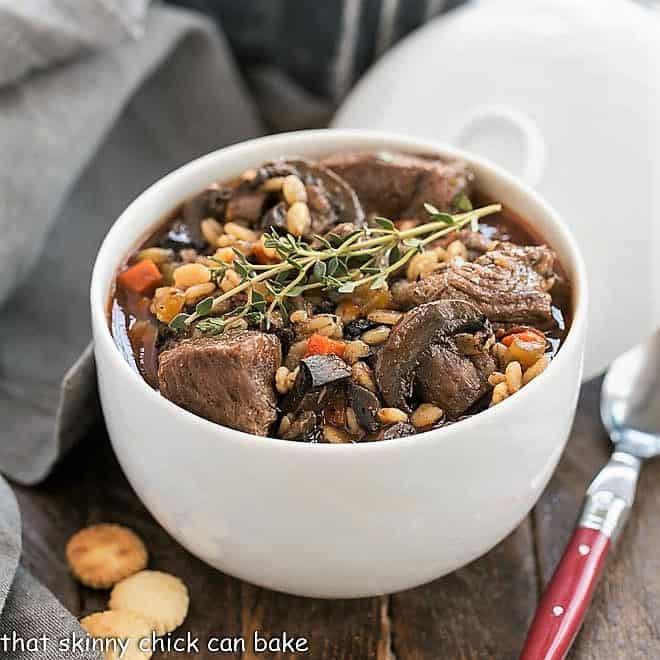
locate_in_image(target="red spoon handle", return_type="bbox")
[519,526,611,660]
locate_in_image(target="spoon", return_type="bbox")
[520,329,660,660]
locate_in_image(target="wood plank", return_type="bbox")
[239,584,382,659]
[389,520,538,660]
[533,377,660,659]
[13,427,384,659]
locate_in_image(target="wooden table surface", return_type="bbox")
[11,378,660,659]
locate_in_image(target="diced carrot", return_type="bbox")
[117,259,162,294]
[305,333,346,357]
[502,329,545,347]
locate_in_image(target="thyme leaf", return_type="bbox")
[175,203,501,335]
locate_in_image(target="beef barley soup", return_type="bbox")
[110,151,570,442]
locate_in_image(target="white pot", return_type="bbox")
[91,129,587,597]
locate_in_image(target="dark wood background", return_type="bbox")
[11,378,660,659]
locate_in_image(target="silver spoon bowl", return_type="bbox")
[601,328,660,459]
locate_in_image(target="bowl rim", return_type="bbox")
[90,128,588,453]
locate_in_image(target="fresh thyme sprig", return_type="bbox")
[169,202,501,335]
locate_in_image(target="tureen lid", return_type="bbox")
[334,0,660,379]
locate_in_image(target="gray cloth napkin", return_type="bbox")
[1,474,98,658]
[0,1,262,655]
[0,3,262,485]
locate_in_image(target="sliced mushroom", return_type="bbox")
[159,187,231,251]
[366,422,416,442]
[260,201,288,232]
[181,186,231,224]
[323,387,348,428]
[344,318,379,341]
[347,381,380,432]
[159,219,206,251]
[293,159,365,233]
[281,354,351,414]
[374,300,492,413]
[253,158,365,235]
[127,320,159,388]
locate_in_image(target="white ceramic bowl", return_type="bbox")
[91,129,588,598]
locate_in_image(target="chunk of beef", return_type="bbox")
[416,341,495,419]
[158,331,281,436]
[225,189,268,223]
[374,300,494,417]
[321,151,473,220]
[392,242,556,327]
